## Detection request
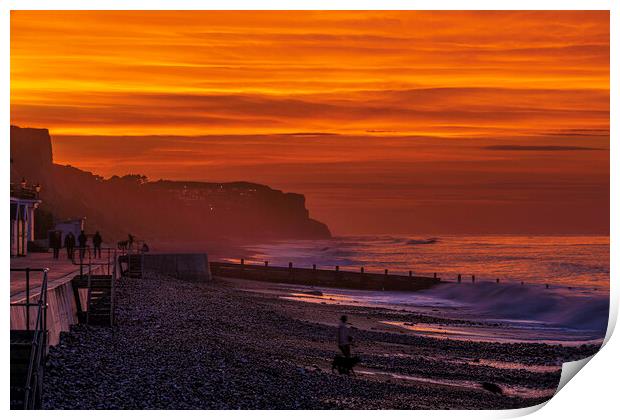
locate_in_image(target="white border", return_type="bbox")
[2,1,616,419]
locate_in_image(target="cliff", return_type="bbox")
[10,125,53,185]
[10,126,331,243]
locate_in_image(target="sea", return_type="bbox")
[233,235,610,345]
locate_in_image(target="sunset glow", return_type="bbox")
[11,11,609,136]
[10,11,610,234]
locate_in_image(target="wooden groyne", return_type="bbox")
[210,261,440,291]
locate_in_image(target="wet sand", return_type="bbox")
[42,272,599,409]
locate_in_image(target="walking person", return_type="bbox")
[93,231,103,258]
[78,230,87,261]
[338,315,352,358]
[64,231,76,262]
[50,230,61,260]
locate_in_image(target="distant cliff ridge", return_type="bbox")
[10,125,53,184]
[10,126,331,242]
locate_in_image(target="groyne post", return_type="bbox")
[240,258,245,272]
[360,267,365,288]
[457,274,461,283]
[409,270,412,277]
[264,261,268,267]
[434,273,437,279]
[496,278,500,283]
[472,275,475,283]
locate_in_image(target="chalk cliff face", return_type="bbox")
[10,126,331,243]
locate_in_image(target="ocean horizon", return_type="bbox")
[236,234,609,290]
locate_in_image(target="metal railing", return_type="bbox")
[10,268,49,410]
[70,245,116,277]
[111,254,117,326]
[117,245,147,278]
[10,183,41,200]
[72,246,117,325]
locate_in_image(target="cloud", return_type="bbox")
[11,11,609,136]
[11,87,609,137]
[483,145,605,151]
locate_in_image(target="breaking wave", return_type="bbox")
[420,282,609,333]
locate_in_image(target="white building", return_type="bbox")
[10,182,41,257]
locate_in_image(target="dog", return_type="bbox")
[332,355,360,375]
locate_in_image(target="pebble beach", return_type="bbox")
[42,272,599,409]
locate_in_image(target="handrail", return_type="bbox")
[117,246,146,278]
[111,253,117,325]
[70,246,118,326]
[70,246,117,277]
[10,268,48,409]
[117,239,146,254]
[85,249,92,325]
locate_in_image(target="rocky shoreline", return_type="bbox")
[42,272,599,409]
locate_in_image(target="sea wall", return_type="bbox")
[10,281,89,347]
[10,253,209,347]
[142,253,211,281]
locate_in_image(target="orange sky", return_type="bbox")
[10,11,610,234]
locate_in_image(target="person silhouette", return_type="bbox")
[50,230,61,260]
[338,315,352,358]
[93,231,103,258]
[64,231,76,261]
[78,230,87,260]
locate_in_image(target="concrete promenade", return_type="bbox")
[10,252,113,301]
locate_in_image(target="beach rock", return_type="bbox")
[481,382,503,395]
